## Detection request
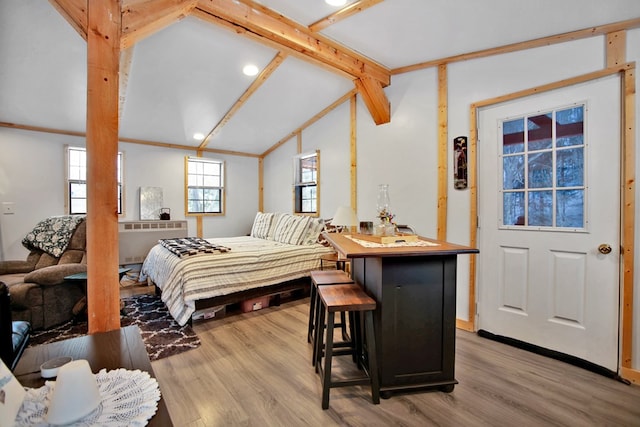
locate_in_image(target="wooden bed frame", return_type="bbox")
[154,276,311,319]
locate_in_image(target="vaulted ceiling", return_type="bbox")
[2,0,640,157]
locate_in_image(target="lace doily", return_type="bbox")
[15,368,161,427]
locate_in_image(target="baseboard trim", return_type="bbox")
[477,329,630,385]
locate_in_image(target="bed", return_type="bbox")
[139,212,336,326]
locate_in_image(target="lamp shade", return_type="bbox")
[46,359,101,425]
[332,206,358,227]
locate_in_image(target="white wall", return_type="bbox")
[263,138,297,214]
[0,131,259,260]
[300,102,351,219]
[0,128,73,260]
[262,34,640,368]
[356,67,439,235]
[263,101,353,218]
[120,143,259,238]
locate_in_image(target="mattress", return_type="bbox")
[140,236,335,325]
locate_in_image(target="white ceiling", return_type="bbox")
[1,0,640,155]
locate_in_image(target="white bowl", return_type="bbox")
[40,356,73,378]
[46,359,101,425]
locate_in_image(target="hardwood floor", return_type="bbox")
[147,296,640,426]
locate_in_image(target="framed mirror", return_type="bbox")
[139,187,163,220]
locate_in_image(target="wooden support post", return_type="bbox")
[86,0,121,334]
[437,64,448,241]
[350,94,357,212]
[606,30,626,67]
[258,157,264,213]
[621,66,636,371]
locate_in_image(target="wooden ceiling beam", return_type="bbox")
[309,0,383,33]
[196,0,389,85]
[196,0,390,124]
[354,76,389,125]
[49,0,392,125]
[48,0,88,41]
[120,0,198,49]
[191,8,354,82]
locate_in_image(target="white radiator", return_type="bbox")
[118,220,188,264]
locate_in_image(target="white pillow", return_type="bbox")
[250,212,274,239]
[300,218,325,245]
[272,214,312,245]
[266,212,284,240]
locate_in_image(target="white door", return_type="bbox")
[477,75,621,370]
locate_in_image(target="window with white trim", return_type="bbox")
[500,104,585,229]
[293,151,319,215]
[186,157,225,215]
[66,146,123,215]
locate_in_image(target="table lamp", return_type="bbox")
[331,206,358,234]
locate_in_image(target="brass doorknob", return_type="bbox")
[598,244,612,255]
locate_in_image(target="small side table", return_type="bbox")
[65,267,132,283]
[65,267,132,319]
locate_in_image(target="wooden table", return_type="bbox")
[14,325,173,426]
[321,232,478,397]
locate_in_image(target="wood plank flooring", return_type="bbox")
[148,297,640,426]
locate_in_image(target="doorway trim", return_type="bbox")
[462,62,636,379]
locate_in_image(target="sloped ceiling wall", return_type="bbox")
[1,0,640,156]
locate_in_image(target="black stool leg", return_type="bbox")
[352,311,363,367]
[314,304,326,371]
[364,310,380,404]
[321,309,335,410]
[307,282,317,343]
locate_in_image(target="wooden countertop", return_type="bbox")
[322,232,478,258]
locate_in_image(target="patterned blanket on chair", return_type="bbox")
[22,215,86,258]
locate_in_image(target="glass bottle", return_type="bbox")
[376,184,395,236]
[376,184,391,219]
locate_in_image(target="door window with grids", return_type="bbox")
[500,104,585,229]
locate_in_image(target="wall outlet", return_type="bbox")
[2,202,15,215]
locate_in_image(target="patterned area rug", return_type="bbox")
[28,294,201,361]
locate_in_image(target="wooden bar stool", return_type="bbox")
[314,283,380,410]
[308,271,354,365]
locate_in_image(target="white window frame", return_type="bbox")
[185,156,225,216]
[65,146,124,215]
[293,151,319,216]
[499,102,587,232]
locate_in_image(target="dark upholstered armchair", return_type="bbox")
[0,218,87,330]
[1,281,30,370]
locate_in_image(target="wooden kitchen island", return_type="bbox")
[322,232,478,397]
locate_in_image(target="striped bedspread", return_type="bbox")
[139,236,336,325]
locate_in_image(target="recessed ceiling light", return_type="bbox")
[325,0,347,6]
[193,133,204,140]
[243,64,259,76]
